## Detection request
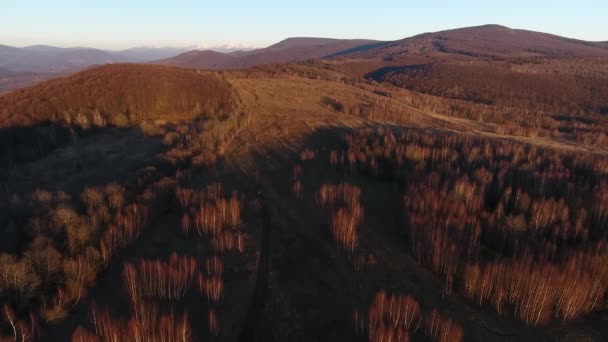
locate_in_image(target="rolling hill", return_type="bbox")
[0,64,239,128]
[339,24,608,60]
[115,46,191,61]
[324,25,608,117]
[155,50,238,69]
[0,63,247,168]
[154,37,381,69]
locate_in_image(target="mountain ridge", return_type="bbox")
[337,24,608,59]
[154,37,381,69]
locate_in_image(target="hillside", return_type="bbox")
[342,24,608,59]
[230,38,381,68]
[364,60,608,114]
[0,64,239,128]
[0,63,249,170]
[154,37,380,69]
[325,25,608,117]
[154,50,237,69]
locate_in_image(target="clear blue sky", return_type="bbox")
[1,0,606,49]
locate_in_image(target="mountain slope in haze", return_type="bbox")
[0,45,136,72]
[0,45,198,92]
[115,46,191,61]
[154,37,381,69]
[0,45,194,73]
[231,37,382,68]
[0,67,62,94]
[155,50,237,69]
[341,24,608,59]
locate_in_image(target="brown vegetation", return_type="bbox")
[424,310,463,342]
[0,64,238,128]
[318,183,364,252]
[463,251,608,325]
[100,204,149,265]
[332,127,608,325]
[123,253,198,302]
[89,303,191,342]
[1,305,37,342]
[330,207,363,252]
[208,309,220,336]
[355,291,463,342]
[177,184,245,255]
[291,179,303,199]
[370,61,608,119]
[0,170,183,339]
[300,148,316,161]
[0,63,253,169]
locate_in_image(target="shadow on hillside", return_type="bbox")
[38,143,265,341]
[325,41,390,58]
[364,64,429,82]
[5,125,608,341]
[0,123,75,167]
[233,126,608,342]
[0,123,167,254]
[0,123,168,192]
[237,127,470,341]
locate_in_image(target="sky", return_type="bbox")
[1,0,607,50]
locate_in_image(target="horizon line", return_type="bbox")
[3,23,607,51]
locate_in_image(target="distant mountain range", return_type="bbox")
[0,45,191,73]
[2,25,607,94]
[109,47,192,62]
[0,38,380,92]
[3,25,607,75]
[153,26,608,72]
[0,45,240,92]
